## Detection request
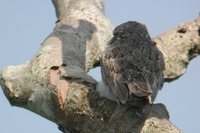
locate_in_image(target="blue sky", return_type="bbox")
[0,0,200,133]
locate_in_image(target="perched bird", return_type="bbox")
[100,21,164,115]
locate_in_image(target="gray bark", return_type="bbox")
[1,0,199,132]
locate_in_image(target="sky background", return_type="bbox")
[0,0,199,133]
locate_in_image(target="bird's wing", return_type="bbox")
[117,69,153,97]
[101,43,154,102]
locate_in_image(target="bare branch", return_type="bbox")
[154,17,200,81]
[1,0,199,133]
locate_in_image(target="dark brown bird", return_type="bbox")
[101,21,164,114]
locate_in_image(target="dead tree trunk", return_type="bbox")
[0,0,199,132]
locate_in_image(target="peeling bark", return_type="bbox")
[0,0,199,132]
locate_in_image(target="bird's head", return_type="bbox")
[113,21,151,40]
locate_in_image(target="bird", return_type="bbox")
[100,21,165,115]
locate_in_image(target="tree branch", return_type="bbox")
[1,0,199,132]
[153,17,200,81]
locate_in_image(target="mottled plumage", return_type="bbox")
[101,21,164,109]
